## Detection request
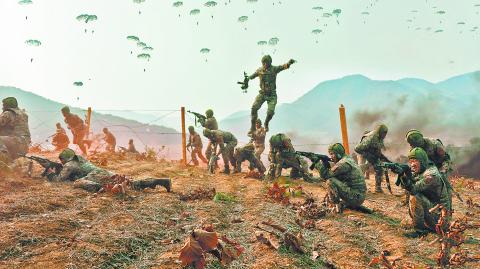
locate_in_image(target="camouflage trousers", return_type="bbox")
[205,141,215,160]
[191,146,208,166]
[73,169,114,192]
[235,151,265,173]
[222,140,237,169]
[0,136,30,161]
[251,93,277,131]
[409,194,449,233]
[327,178,366,208]
[268,151,311,180]
[364,156,384,191]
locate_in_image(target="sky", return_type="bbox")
[0,0,479,123]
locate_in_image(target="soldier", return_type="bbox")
[267,133,312,181]
[251,119,266,163]
[321,143,367,213]
[51,123,70,151]
[354,124,389,193]
[203,129,237,174]
[61,106,90,155]
[127,139,139,153]
[199,109,219,161]
[46,148,171,193]
[402,148,452,238]
[0,97,31,167]
[102,128,116,153]
[233,142,266,175]
[187,126,208,166]
[246,55,296,134]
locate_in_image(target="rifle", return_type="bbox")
[187,110,207,127]
[296,151,332,170]
[379,153,393,194]
[237,72,249,93]
[381,162,413,191]
[21,155,63,178]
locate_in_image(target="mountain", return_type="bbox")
[0,87,182,156]
[220,71,480,153]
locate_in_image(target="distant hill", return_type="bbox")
[220,71,480,154]
[0,87,182,156]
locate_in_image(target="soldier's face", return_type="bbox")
[62,111,68,117]
[328,150,338,162]
[409,159,421,174]
[262,62,271,68]
[256,122,261,128]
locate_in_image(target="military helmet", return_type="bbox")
[328,143,346,160]
[59,148,76,163]
[376,124,388,139]
[129,139,134,143]
[406,129,424,147]
[203,128,213,137]
[61,106,70,114]
[205,109,214,118]
[2,97,18,109]
[256,119,262,125]
[269,133,284,147]
[103,127,108,132]
[188,126,195,132]
[261,55,272,65]
[408,147,428,173]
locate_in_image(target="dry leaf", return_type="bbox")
[193,229,218,251]
[179,235,206,268]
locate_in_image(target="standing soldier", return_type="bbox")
[51,123,70,151]
[203,129,237,174]
[187,126,208,166]
[0,97,31,167]
[354,124,389,193]
[198,109,218,162]
[127,139,139,153]
[267,133,312,181]
[243,55,295,134]
[321,143,367,213]
[61,106,90,155]
[251,119,266,165]
[102,128,116,153]
[233,142,266,176]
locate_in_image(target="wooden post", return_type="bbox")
[86,107,92,138]
[181,107,187,165]
[339,104,350,154]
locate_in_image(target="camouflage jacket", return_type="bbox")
[234,143,255,160]
[104,131,116,145]
[410,165,452,210]
[322,156,367,194]
[207,130,237,150]
[200,116,218,130]
[64,113,86,134]
[354,130,385,160]
[48,156,112,183]
[415,138,451,174]
[249,63,291,95]
[188,132,203,148]
[0,108,31,143]
[269,133,295,154]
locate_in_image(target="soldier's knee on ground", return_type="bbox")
[73,179,102,192]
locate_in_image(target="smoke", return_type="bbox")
[449,138,480,178]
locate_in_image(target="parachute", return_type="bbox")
[18,0,33,5]
[268,37,279,46]
[311,29,322,34]
[25,39,41,46]
[238,16,248,22]
[200,48,210,53]
[436,11,446,15]
[137,42,147,48]
[190,9,200,15]
[312,6,323,10]
[204,1,217,7]
[173,1,183,7]
[76,14,97,23]
[73,82,84,87]
[143,46,154,51]
[133,0,145,3]
[127,35,140,42]
[137,53,151,60]
[332,9,341,24]
[257,41,268,46]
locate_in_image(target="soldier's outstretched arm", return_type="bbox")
[47,164,76,182]
[248,70,259,80]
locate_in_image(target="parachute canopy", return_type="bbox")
[137,42,147,48]
[127,35,140,41]
[238,16,248,22]
[268,37,279,46]
[18,0,33,5]
[257,40,268,46]
[133,0,146,3]
[200,48,210,53]
[73,82,83,86]
[204,1,217,7]
[137,53,151,60]
[173,1,183,7]
[311,29,323,34]
[76,14,97,23]
[25,39,41,46]
[190,9,200,15]
[312,6,323,10]
[143,46,154,51]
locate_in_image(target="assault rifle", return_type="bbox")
[237,72,249,93]
[21,155,63,178]
[187,110,207,127]
[296,151,332,170]
[381,162,413,191]
[379,153,393,194]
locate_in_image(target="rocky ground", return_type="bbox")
[0,153,479,269]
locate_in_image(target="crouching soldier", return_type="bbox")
[203,129,237,174]
[321,143,367,213]
[233,142,265,176]
[46,148,171,193]
[267,133,312,181]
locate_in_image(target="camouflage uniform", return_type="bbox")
[203,129,237,174]
[48,149,171,192]
[103,128,116,153]
[199,109,218,161]
[52,124,70,151]
[405,148,452,236]
[267,133,311,181]
[248,55,295,133]
[252,119,266,162]
[322,143,367,209]
[187,126,208,166]
[0,97,31,163]
[354,124,388,193]
[233,142,266,174]
[62,106,89,155]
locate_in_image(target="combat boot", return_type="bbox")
[222,166,230,175]
[132,178,171,192]
[374,175,383,193]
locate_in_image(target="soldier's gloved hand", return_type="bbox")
[288,59,296,65]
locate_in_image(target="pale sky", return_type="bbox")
[1,0,479,121]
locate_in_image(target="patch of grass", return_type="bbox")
[347,233,377,258]
[465,237,480,245]
[0,245,23,260]
[412,254,436,267]
[278,245,334,269]
[369,212,401,227]
[205,260,223,269]
[213,192,237,203]
[98,237,152,269]
[18,236,42,246]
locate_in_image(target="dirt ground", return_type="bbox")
[0,154,479,269]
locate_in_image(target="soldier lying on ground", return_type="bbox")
[44,148,171,193]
